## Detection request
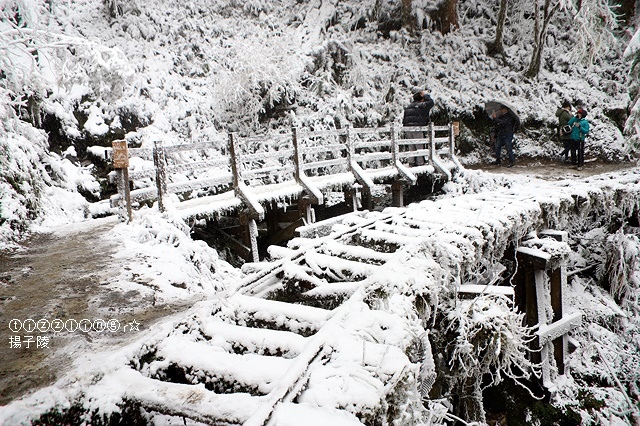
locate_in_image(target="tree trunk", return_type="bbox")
[402,0,416,31]
[440,0,459,34]
[488,0,508,56]
[430,0,459,34]
[525,0,560,78]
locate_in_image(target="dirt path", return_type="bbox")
[0,217,190,406]
[466,158,639,179]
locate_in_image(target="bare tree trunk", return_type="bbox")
[525,0,560,78]
[440,0,459,34]
[402,0,416,31]
[430,0,459,34]
[488,0,508,56]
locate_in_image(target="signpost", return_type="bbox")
[112,140,132,223]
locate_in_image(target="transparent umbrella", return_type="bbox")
[485,99,521,128]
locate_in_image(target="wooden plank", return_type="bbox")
[166,158,230,174]
[302,157,348,170]
[162,141,220,154]
[536,312,583,345]
[457,284,514,297]
[516,247,550,270]
[297,129,347,138]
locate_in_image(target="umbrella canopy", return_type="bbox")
[485,99,521,128]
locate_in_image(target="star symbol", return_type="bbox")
[127,319,140,332]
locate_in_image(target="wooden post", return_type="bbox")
[390,124,405,207]
[540,230,568,375]
[298,196,314,224]
[345,125,354,166]
[112,140,132,222]
[352,186,360,212]
[516,240,578,388]
[391,123,399,165]
[239,211,259,263]
[292,127,302,181]
[228,133,241,191]
[516,251,546,364]
[153,142,167,213]
[429,122,435,165]
[248,217,259,263]
[549,267,565,375]
[515,249,545,365]
[392,181,404,207]
[450,122,459,158]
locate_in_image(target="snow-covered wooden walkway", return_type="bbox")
[72,168,640,424]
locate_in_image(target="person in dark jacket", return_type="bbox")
[556,100,573,162]
[402,90,434,166]
[568,108,590,170]
[491,105,517,167]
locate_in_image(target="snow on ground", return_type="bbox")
[2,0,640,423]
[1,166,640,424]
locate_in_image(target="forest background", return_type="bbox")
[1,0,640,248]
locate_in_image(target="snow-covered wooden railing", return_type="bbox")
[110,123,460,221]
[514,231,582,389]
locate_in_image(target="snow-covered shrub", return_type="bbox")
[439,296,537,423]
[0,120,50,249]
[561,274,640,424]
[103,0,139,19]
[114,210,229,297]
[604,230,640,304]
[211,37,303,133]
[624,28,640,152]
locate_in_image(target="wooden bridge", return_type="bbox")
[73,167,640,425]
[111,123,461,261]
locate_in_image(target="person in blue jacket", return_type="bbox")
[568,108,590,170]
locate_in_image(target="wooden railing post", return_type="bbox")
[292,127,302,181]
[153,141,167,213]
[228,133,241,191]
[449,122,456,158]
[429,122,435,164]
[345,125,354,164]
[391,123,399,165]
[229,132,261,262]
[514,236,581,389]
[292,127,322,208]
[540,230,568,376]
[390,123,404,207]
[391,123,417,189]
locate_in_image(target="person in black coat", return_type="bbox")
[556,100,573,162]
[491,105,517,167]
[402,90,434,166]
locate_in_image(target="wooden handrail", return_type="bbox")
[111,123,460,220]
